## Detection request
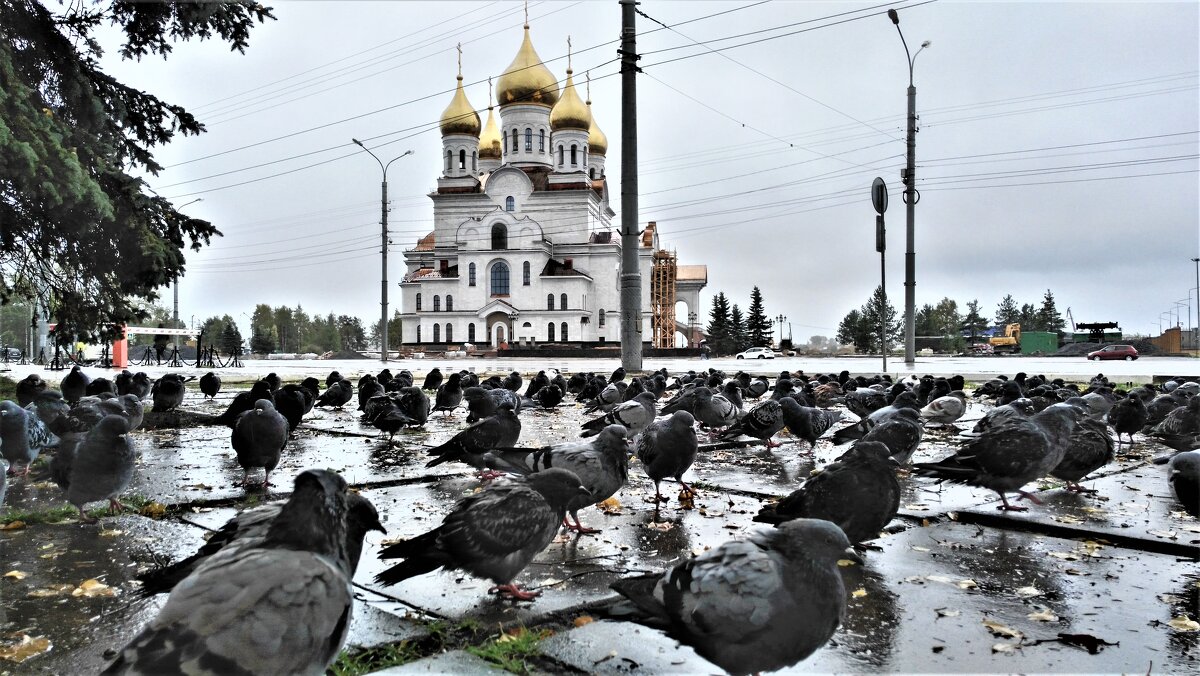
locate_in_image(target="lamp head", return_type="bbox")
[352,138,365,147]
[888,8,899,24]
[921,40,932,48]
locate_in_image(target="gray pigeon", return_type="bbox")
[102,470,354,675]
[1,400,35,476]
[915,403,1081,510]
[433,373,464,415]
[199,371,222,400]
[375,467,592,600]
[779,398,842,450]
[151,373,186,412]
[60,365,90,404]
[315,379,354,408]
[232,400,288,488]
[486,425,630,532]
[693,388,739,430]
[66,415,136,523]
[137,492,386,597]
[1106,392,1148,444]
[859,407,924,465]
[1051,416,1114,492]
[961,398,1036,438]
[754,441,900,544]
[584,381,625,413]
[718,398,785,447]
[1148,396,1200,451]
[426,404,521,470]
[832,391,919,445]
[635,411,699,503]
[581,391,656,437]
[920,390,968,426]
[607,519,856,676]
[22,398,61,457]
[1167,450,1199,517]
[15,374,48,407]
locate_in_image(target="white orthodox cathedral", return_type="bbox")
[400,22,706,349]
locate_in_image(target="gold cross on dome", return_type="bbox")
[456,42,462,77]
[567,36,572,70]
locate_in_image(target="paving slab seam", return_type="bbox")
[950,509,1200,559]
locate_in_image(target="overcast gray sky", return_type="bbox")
[97,1,1199,342]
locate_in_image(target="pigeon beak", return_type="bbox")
[577,486,594,501]
[373,520,388,534]
[841,547,864,565]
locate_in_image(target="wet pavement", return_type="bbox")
[1,363,1197,674]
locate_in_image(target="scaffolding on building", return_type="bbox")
[651,249,677,349]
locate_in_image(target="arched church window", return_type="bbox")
[505,196,515,212]
[525,128,532,152]
[570,144,577,165]
[491,223,508,249]
[523,261,531,285]
[490,261,510,295]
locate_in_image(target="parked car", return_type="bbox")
[1086,344,1138,361]
[1,347,20,361]
[735,347,775,360]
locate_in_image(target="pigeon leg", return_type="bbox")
[564,513,600,534]
[477,469,505,482]
[77,505,98,524]
[262,470,272,488]
[677,480,698,497]
[765,437,781,449]
[1015,490,1044,505]
[22,463,32,477]
[1065,482,1098,494]
[996,493,1029,511]
[488,584,541,601]
[108,498,126,515]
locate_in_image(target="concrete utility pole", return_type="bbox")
[888,9,929,366]
[353,140,412,363]
[619,0,643,372]
[1192,257,1199,349]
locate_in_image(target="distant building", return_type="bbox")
[399,23,705,348]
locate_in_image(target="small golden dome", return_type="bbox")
[496,26,559,108]
[440,75,481,137]
[550,69,589,131]
[587,98,608,156]
[478,105,502,159]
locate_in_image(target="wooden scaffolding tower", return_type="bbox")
[651,249,677,349]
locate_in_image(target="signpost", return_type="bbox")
[872,178,888,372]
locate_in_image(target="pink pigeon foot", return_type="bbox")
[488,584,540,601]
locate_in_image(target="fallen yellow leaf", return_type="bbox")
[0,521,26,531]
[72,579,117,598]
[1027,608,1058,622]
[573,615,595,628]
[982,619,1023,640]
[1015,586,1042,597]
[598,498,623,515]
[851,588,867,598]
[0,634,52,663]
[1167,616,1199,632]
[957,579,978,590]
[26,584,74,599]
[4,570,28,580]
[99,529,124,537]
[139,502,167,519]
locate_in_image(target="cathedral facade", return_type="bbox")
[399,23,704,348]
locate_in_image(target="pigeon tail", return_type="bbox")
[374,530,447,586]
[606,574,670,626]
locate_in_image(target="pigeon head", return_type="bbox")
[269,469,350,559]
[254,399,276,413]
[848,440,892,463]
[769,518,858,565]
[346,492,386,572]
[634,391,657,405]
[527,468,592,509]
[301,377,321,394]
[464,387,487,401]
[670,410,696,430]
[893,391,920,409]
[94,414,131,439]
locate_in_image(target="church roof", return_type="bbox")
[415,232,436,250]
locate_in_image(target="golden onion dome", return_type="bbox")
[496,26,559,108]
[478,105,502,159]
[550,69,589,132]
[587,98,608,156]
[439,75,481,137]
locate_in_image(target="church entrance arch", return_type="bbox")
[486,311,510,347]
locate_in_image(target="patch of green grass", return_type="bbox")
[1,493,158,525]
[466,626,553,674]
[328,642,422,676]
[0,375,17,401]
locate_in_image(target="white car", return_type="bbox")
[735,347,775,360]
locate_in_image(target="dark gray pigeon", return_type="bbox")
[584,381,625,413]
[136,492,385,597]
[151,373,186,412]
[607,519,856,676]
[357,375,384,410]
[961,398,1036,438]
[843,386,887,419]
[779,398,842,450]
[1106,392,1148,444]
[272,385,309,432]
[693,388,739,430]
[1051,416,1114,492]
[102,470,354,676]
[15,374,48,407]
[1,401,35,476]
[1148,396,1200,451]
[129,372,153,400]
[915,403,1081,510]
[199,372,222,400]
[426,404,521,470]
[66,415,136,523]
[718,398,785,447]
[635,411,699,503]
[86,377,116,397]
[754,441,900,544]
[433,373,464,415]
[60,365,90,404]
[315,379,354,408]
[535,384,563,409]
[375,467,591,600]
[1167,450,1199,517]
[485,425,630,532]
[581,392,656,437]
[859,407,924,465]
[263,373,282,392]
[421,367,443,391]
[232,400,288,488]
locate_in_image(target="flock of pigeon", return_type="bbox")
[2,364,1199,675]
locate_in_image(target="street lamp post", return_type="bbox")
[888,9,929,366]
[775,314,786,347]
[352,140,413,363]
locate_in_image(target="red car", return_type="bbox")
[1086,344,1138,361]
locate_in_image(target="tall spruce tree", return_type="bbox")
[995,295,1020,326]
[0,1,273,341]
[962,300,987,343]
[1038,289,1065,333]
[861,285,901,351]
[706,292,732,355]
[746,286,771,346]
[730,304,748,353]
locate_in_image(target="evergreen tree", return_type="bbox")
[219,323,244,355]
[293,306,311,352]
[861,285,901,351]
[962,300,987,343]
[915,303,937,336]
[1037,289,1065,333]
[836,309,873,353]
[745,286,771,347]
[272,305,295,352]
[705,292,732,355]
[249,331,275,355]
[1018,303,1039,331]
[995,294,1020,326]
[0,1,273,341]
[730,304,748,353]
[337,315,367,350]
